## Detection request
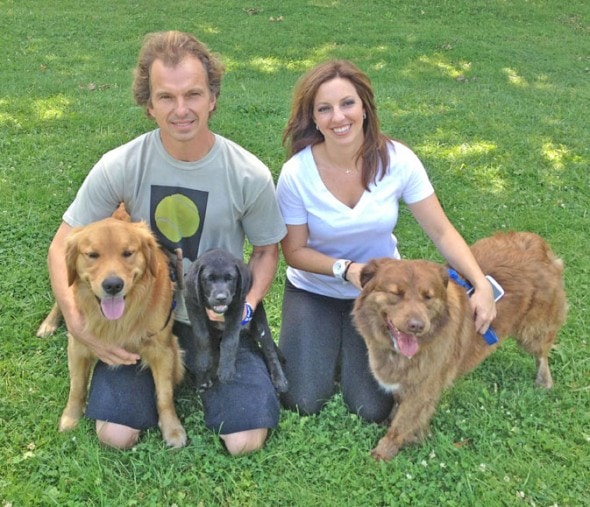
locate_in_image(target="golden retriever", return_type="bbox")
[352,232,567,461]
[37,218,186,447]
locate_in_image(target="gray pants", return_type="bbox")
[278,280,393,423]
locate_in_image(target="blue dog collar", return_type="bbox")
[447,268,498,345]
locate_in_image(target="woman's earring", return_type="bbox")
[315,124,319,130]
[363,112,367,119]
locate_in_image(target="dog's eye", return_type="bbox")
[86,252,99,260]
[386,290,402,300]
[122,250,134,258]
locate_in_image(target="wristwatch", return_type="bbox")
[332,259,352,282]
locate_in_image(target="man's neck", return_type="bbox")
[161,131,215,162]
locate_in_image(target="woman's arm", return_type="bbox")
[407,193,496,334]
[280,224,341,277]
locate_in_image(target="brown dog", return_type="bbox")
[37,203,130,338]
[37,218,186,447]
[352,232,567,461]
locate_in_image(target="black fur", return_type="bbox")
[184,248,288,392]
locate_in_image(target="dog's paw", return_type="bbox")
[58,414,80,432]
[162,423,187,448]
[370,437,400,462]
[272,373,289,393]
[535,359,554,389]
[36,304,62,338]
[217,364,236,384]
[36,321,58,338]
[195,369,214,390]
[196,379,213,392]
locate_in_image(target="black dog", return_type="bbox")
[184,248,288,392]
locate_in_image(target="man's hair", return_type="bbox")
[283,59,390,189]
[132,31,225,115]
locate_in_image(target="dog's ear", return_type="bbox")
[136,222,160,278]
[360,259,382,288]
[194,261,207,306]
[236,258,253,300]
[64,230,81,286]
[184,255,206,306]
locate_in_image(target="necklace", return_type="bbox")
[317,145,358,175]
[330,164,357,174]
[326,164,357,175]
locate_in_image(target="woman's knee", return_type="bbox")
[221,428,268,456]
[342,392,393,423]
[280,391,326,416]
[96,420,140,449]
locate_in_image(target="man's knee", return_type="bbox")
[221,428,268,456]
[96,420,140,449]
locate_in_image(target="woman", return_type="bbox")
[276,60,496,422]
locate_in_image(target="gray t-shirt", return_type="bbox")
[64,130,286,321]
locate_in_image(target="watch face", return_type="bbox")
[333,259,348,279]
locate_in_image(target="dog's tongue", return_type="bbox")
[388,320,419,358]
[396,330,419,358]
[101,296,125,320]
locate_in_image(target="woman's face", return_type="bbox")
[312,77,365,149]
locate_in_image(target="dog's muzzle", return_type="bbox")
[386,319,419,358]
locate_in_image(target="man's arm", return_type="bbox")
[245,243,280,311]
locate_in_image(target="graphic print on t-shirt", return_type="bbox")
[150,185,208,261]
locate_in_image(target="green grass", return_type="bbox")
[1,0,589,505]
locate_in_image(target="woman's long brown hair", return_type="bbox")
[283,60,391,189]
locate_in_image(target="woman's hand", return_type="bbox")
[468,281,497,335]
[345,262,365,290]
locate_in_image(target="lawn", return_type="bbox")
[1,0,588,505]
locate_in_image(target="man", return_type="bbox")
[47,31,286,454]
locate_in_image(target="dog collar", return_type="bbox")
[147,299,176,338]
[447,268,498,345]
[163,299,177,330]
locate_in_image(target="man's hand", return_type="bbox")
[206,308,225,323]
[86,342,141,366]
[205,303,253,325]
[66,308,140,366]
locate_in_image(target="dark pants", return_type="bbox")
[278,279,393,423]
[86,310,280,434]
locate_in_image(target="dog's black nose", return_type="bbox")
[213,293,228,304]
[407,318,424,334]
[102,276,124,295]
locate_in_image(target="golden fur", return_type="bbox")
[37,218,186,447]
[352,232,567,461]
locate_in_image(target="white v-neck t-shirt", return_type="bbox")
[276,140,434,299]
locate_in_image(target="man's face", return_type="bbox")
[148,56,216,159]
